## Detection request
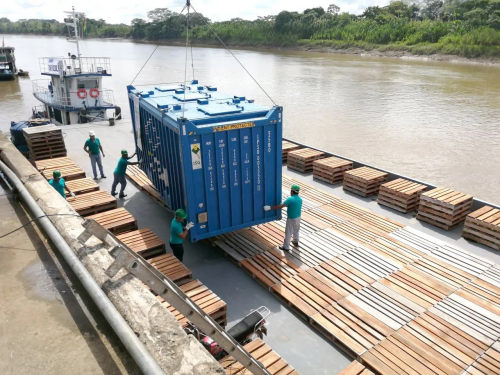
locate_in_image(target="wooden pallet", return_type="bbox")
[466,342,500,375]
[313,157,353,185]
[35,156,74,170]
[430,243,493,277]
[287,148,325,173]
[365,236,424,267]
[377,178,428,213]
[214,228,275,264]
[67,190,117,216]
[417,187,473,230]
[219,338,300,375]
[343,167,388,197]
[338,361,374,375]
[463,206,500,251]
[23,124,67,161]
[40,163,86,181]
[282,140,300,163]
[87,207,138,235]
[156,279,227,328]
[147,253,192,284]
[65,178,99,195]
[125,165,153,188]
[116,228,166,259]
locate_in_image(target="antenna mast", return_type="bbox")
[64,6,84,62]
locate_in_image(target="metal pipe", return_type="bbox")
[0,160,165,375]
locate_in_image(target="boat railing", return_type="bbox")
[32,79,115,109]
[38,57,112,75]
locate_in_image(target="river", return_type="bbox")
[1,35,499,203]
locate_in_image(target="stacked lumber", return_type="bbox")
[219,338,300,375]
[23,124,67,161]
[35,156,74,170]
[156,279,227,327]
[148,253,192,284]
[67,190,116,216]
[463,205,500,250]
[377,178,428,213]
[287,148,324,173]
[65,178,99,195]
[417,187,473,230]
[313,156,353,184]
[343,167,388,197]
[282,140,300,162]
[40,163,86,181]
[117,228,165,259]
[87,208,138,235]
[125,165,166,207]
[338,362,374,375]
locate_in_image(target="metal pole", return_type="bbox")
[0,160,165,375]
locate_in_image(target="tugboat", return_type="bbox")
[31,7,121,125]
[0,43,17,81]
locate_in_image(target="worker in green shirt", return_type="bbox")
[83,130,106,180]
[264,184,302,252]
[170,209,194,262]
[48,170,75,199]
[111,149,138,198]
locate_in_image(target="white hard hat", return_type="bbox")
[89,130,95,136]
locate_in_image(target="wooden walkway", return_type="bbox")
[212,174,500,375]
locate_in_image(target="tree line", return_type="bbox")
[1,0,500,58]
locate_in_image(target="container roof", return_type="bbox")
[129,82,273,123]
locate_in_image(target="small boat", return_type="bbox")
[0,46,17,81]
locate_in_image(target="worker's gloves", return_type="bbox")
[264,205,271,211]
[185,222,194,230]
[70,192,76,198]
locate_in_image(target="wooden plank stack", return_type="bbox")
[125,165,166,207]
[117,228,166,259]
[417,187,473,230]
[35,156,74,170]
[282,140,300,163]
[463,206,500,250]
[23,124,67,161]
[65,177,99,195]
[67,190,117,216]
[148,253,193,284]
[313,156,353,184]
[338,361,374,375]
[87,208,138,235]
[287,148,324,173]
[343,167,388,197]
[377,178,428,213]
[39,163,86,181]
[156,280,227,328]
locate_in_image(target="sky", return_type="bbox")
[3,0,392,25]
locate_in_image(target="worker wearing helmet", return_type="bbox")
[170,209,194,262]
[111,149,138,198]
[264,184,302,252]
[83,130,106,180]
[48,170,75,199]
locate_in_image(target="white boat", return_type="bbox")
[31,7,120,125]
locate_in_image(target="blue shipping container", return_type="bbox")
[127,81,283,242]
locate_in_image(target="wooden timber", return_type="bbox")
[67,191,117,216]
[378,178,428,213]
[23,124,67,161]
[125,165,166,207]
[40,163,86,181]
[116,228,166,259]
[338,361,374,375]
[313,156,354,185]
[287,148,324,173]
[147,253,192,284]
[463,206,500,251]
[35,156,74,170]
[87,208,138,235]
[343,167,388,197]
[65,178,99,195]
[282,140,300,163]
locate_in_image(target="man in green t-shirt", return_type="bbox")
[169,209,194,262]
[48,170,75,199]
[83,130,106,180]
[111,149,138,198]
[264,184,303,252]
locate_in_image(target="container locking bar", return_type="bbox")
[78,219,272,375]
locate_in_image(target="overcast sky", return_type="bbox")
[4,0,392,24]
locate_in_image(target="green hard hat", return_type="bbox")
[291,184,300,192]
[175,209,187,219]
[121,149,128,155]
[53,170,61,178]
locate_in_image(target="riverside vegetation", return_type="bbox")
[1,0,500,58]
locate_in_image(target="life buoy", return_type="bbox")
[77,89,87,99]
[90,88,100,98]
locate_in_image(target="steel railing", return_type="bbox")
[39,57,111,75]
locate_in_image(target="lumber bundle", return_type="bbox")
[219,338,300,375]
[65,178,99,195]
[287,148,324,173]
[87,207,138,235]
[23,124,67,161]
[377,178,427,213]
[463,205,500,250]
[156,279,227,328]
[282,140,300,162]
[67,190,116,216]
[416,187,473,230]
[148,253,192,284]
[313,156,353,184]
[343,167,388,197]
[117,228,165,259]
[39,163,86,181]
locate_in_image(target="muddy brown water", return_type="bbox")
[1,35,499,203]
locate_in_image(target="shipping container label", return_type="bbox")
[133,95,142,150]
[213,121,254,132]
[191,143,202,170]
